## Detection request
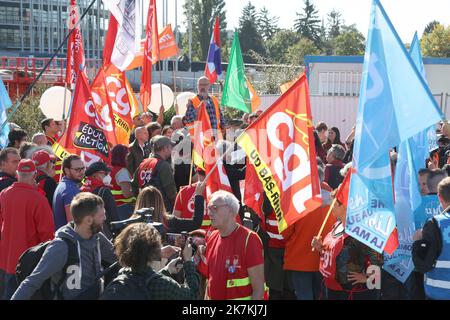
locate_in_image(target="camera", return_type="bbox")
[109,207,165,239]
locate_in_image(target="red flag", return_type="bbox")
[96,63,138,146]
[66,0,86,90]
[244,163,264,221]
[336,168,353,207]
[236,73,322,233]
[103,13,119,66]
[193,103,232,197]
[90,67,118,147]
[60,72,112,163]
[140,0,160,110]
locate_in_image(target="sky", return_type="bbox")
[163,0,450,43]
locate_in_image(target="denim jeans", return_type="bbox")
[290,271,323,300]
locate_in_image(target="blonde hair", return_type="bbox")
[134,186,167,223]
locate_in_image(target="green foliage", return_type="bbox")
[423,20,441,37]
[238,2,266,63]
[333,25,366,56]
[9,85,48,137]
[265,29,301,63]
[182,0,227,62]
[256,7,279,41]
[285,38,321,65]
[294,0,321,47]
[327,9,342,39]
[421,24,450,57]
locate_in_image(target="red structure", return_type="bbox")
[0,57,101,99]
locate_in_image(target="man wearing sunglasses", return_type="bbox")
[53,155,84,230]
[32,149,57,207]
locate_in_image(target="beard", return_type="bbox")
[90,221,103,234]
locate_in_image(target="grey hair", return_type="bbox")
[17,171,35,180]
[32,132,46,143]
[210,190,240,214]
[328,144,346,161]
[170,115,183,127]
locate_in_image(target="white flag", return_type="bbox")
[103,0,142,71]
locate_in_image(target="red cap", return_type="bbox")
[32,150,55,166]
[17,159,36,173]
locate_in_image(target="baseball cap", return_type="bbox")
[17,159,36,173]
[85,161,112,176]
[151,135,176,150]
[32,150,56,166]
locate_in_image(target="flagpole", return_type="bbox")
[0,0,98,132]
[158,55,164,109]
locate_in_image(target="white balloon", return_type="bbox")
[147,83,174,113]
[175,92,196,115]
[39,86,72,120]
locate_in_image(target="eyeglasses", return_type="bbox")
[70,167,85,172]
[207,204,228,212]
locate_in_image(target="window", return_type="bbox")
[318,71,361,97]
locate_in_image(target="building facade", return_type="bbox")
[0,0,109,59]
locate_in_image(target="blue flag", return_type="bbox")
[410,32,439,156]
[346,0,444,254]
[0,77,12,148]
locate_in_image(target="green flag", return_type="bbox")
[221,31,251,113]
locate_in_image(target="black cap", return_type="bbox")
[85,161,111,176]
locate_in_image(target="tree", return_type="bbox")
[423,20,441,37]
[182,0,227,61]
[238,2,266,63]
[327,9,342,39]
[333,24,365,56]
[256,7,279,41]
[294,0,321,47]
[284,38,320,65]
[265,29,301,63]
[421,24,450,57]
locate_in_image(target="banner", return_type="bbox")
[65,0,86,90]
[103,13,119,66]
[236,74,322,233]
[91,64,137,146]
[126,24,179,71]
[243,162,264,221]
[60,72,112,163]
[221,31,253,113]
[140,0,159,110]
[345,0,443,254]
[104,0,142,71]
[204,16,222,84]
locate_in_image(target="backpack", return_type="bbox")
[15,238,78,300]
[100,269,161,300]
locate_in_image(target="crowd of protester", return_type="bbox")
[1,76,450,300]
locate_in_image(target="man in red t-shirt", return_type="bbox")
[0,159,54,299]
[173,169,210,229]
[198,190,265,300]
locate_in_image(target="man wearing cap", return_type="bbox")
[32,150,57,207]
[132,135,178,211]
[0,159,54,299]
[81,161,120,239]
[184,76,227,137]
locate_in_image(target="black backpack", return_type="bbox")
[100,269,161,300]
[15,238,77,300]
[412,218,443,273]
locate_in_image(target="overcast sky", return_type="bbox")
[160,0,450,43]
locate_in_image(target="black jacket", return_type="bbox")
[166,195,204,234]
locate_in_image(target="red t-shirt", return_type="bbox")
[204,225,264,300]
[174,183,205,218]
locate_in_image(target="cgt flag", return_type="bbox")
[93,63,138,146]
[65,0,86,90]
[236,73,322,233]
[60,71,111,163]
[345,0,443,254]
[204,17,222,84]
